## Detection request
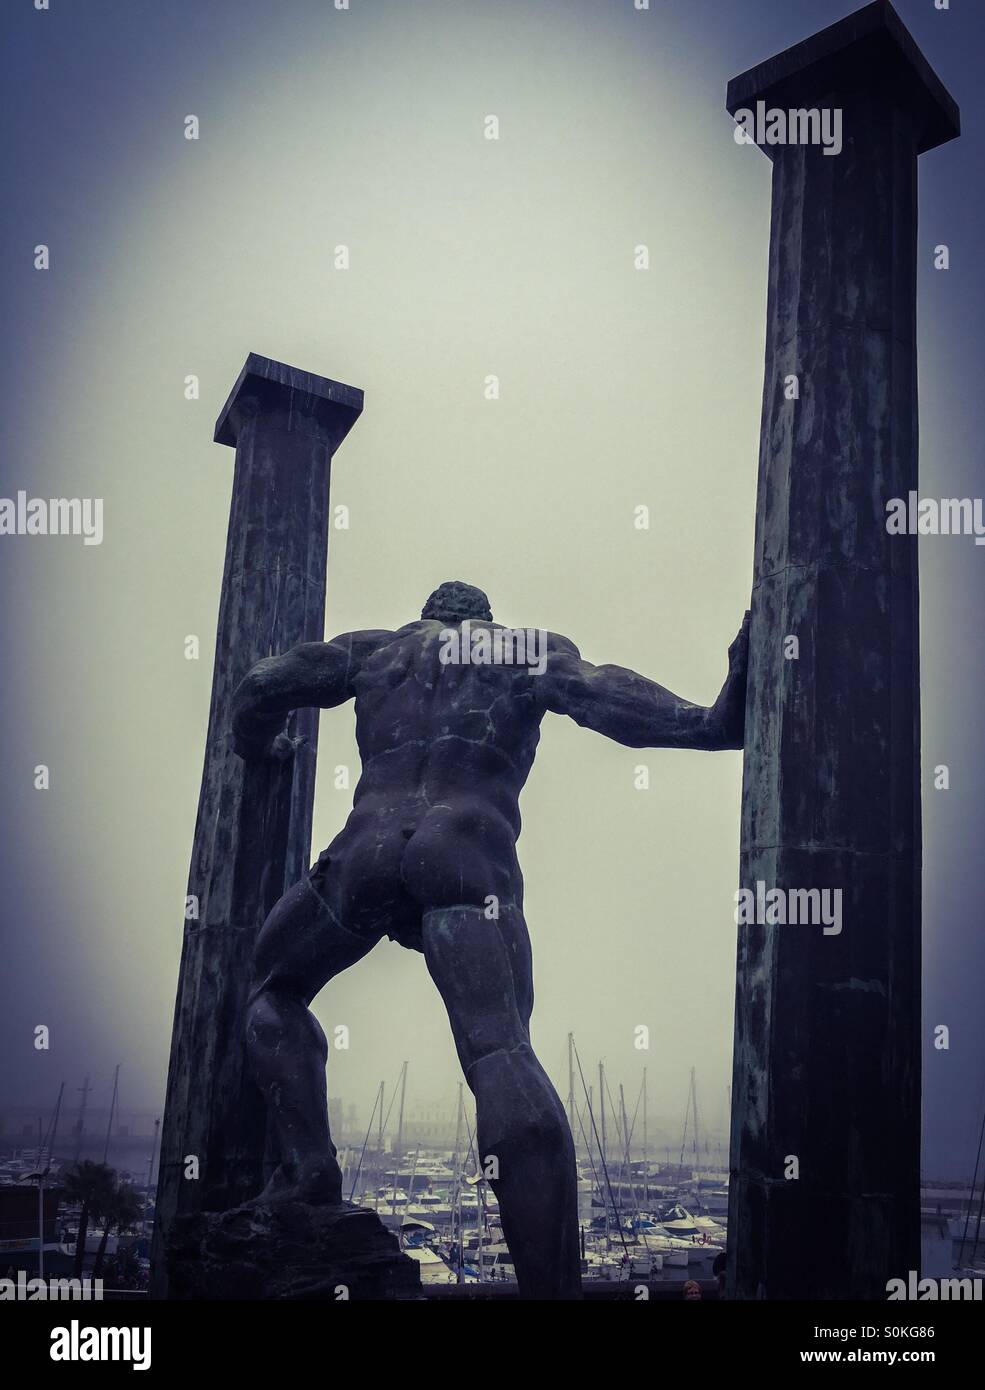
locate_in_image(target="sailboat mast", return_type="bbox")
[961,1091,985,1267]
[477,1174,485,1285]
[643,1067,649,1206]
[453,1082,464,1178]
[103,1065,120,1164]
[73,1076,90,1162]
[46,1082,65,1167]
[599,1062,608,1243]
[395,1062,407,1163]
[599,1063,606,1169]
[146,1118,160,1190]
[407,1145,421,1205]
[346,1082,384,1202]
[567,1033,575,1148]
[391,1061,408,1215]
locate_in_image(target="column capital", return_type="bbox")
[215,352,364,449]
[726,0,959,158]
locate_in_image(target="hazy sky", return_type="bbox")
[2,0,983,1180]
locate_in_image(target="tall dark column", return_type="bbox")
[725,3,958,1299]
[151,354,363,1295]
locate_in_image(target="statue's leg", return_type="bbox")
[421,904,580,1299]
[246,874,380,1205]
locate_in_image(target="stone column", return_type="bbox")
[725,2,959,1299]
[150,354,363,1295]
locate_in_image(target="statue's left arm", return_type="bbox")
[542,613,749,751]
[230,629,391,759]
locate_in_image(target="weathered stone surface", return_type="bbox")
[150,355,363,1296]
[726,0,959,157]
[725,2,959,1300]
[167,1201,421,1301]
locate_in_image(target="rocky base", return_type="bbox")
[167,1200,421,1300]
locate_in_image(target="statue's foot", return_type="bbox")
[249,1156,344,1208]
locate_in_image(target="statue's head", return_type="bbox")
[421,580,493,625]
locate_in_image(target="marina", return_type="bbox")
[3,1050,985,1298]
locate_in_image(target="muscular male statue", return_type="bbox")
[231,579,749,1300]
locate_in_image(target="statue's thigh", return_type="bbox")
[420,904,532,1070]
[252,876,379,1002]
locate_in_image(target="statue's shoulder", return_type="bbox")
[330,628,396,656]
[543,630,581,660]
[321,630,398,685]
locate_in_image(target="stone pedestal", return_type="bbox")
[167,1202,421,1301]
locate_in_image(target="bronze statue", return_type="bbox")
[232,580,748,1299]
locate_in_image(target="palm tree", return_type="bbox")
[62,1160,116,1278]
[92,1182,143,1279]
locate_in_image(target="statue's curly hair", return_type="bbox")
[421,580,493,624]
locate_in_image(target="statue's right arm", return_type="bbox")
[231,630,391,759]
